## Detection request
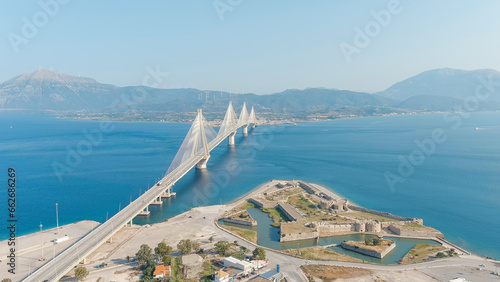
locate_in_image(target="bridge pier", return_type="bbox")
[128,219,133,227]
[196,156,210,169]
[150,196,162,205]
[138,206,150,216]
[228,131,235,145]
[161,186,176,198]
[242,125,248,135]
[252,124,256,128]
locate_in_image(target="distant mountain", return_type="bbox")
[1,68,499,119]
[376,68,500,101]
[0,69,395,118]
[0,69,119,111]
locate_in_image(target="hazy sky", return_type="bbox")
[2,0,500,94]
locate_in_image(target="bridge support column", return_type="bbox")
[107,236,113,243]
[128,219,133,227]
[228,131,235,145]
[151,196,162,205]
[196,156,210,169]
[242,125,248,135]
[252,124,256,128]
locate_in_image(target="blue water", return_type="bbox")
[1,112,499,259]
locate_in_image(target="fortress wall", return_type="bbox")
[341,242,396,259]
[388,225,443,238]
[348,205,419,222]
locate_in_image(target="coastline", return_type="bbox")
[10,180,500,282]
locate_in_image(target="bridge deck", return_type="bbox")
[22,123,251,281]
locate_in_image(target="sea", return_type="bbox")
[0,111,499,259]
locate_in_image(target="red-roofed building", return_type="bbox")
[153,265,171,279]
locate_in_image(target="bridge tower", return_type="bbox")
[238,102,250,135]
[218,101,239,145]
[166,108,217,173]
[196,109,211,169]
[249,106,257,128]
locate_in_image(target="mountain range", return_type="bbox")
[1,68,499,121]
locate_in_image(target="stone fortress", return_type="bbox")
[221,179,443,243]
[276,181,442,242]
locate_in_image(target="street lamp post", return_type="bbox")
[55,203,59,235]
[39,223,44,260]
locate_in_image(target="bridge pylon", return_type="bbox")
[166,108,217,173]
[219,102,239,145]
[238,102,249,135]
[249,106,257,128]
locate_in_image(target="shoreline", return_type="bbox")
[10,180,500,281]
[2,108,480,124]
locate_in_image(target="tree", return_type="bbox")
[215,241,231,256]
[2,279,13,282]
[252,247,266,260]
[126,255,131,262]
[240,246,247,253]
[136,244,154,266]
[209,236,214,243]
[74,267,89,281]
[197,248,205,254]
[233,240,239,246]
[192,241,201,253]
[436,252,446,258]
[162,255,173,265]
[372,238,381,246]
[364,238,373,246]
[177,239,193,255]
[155,242,172,258]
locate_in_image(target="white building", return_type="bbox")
[222,256,253,273]
[214,270,230,282]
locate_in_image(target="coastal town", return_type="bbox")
[2,180,499,281]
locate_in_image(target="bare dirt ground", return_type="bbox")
[301,265,438,282]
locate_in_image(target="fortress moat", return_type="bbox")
[218,179,463,264]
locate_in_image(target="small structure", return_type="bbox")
[153,265,171,279]
[366,221,382,233]
[257,269,284,281]
[222,256,253,275]
[277,202,305,221]
[320,198,349,211]
[214,270,230,282]
[354,221,366,232]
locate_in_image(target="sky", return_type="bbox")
[1,0,500,94]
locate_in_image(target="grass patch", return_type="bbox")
[400,243,447,264]
[226,210,254,223]
[283,246,364,263]
[342,239,394,253]
[200,260,220,280]
[281,220,316,236]
[219,225,257,244]
[234,201,256,212]
[301,265,372,281]
[405,222,424,228]
[344,211,395,222]
[262,207,288,227]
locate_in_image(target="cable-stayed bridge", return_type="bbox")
[23,102,259,282]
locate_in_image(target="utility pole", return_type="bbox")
[39,223,44,260]
[55,203,59,235]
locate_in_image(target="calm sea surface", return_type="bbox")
[0,112,499,259]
